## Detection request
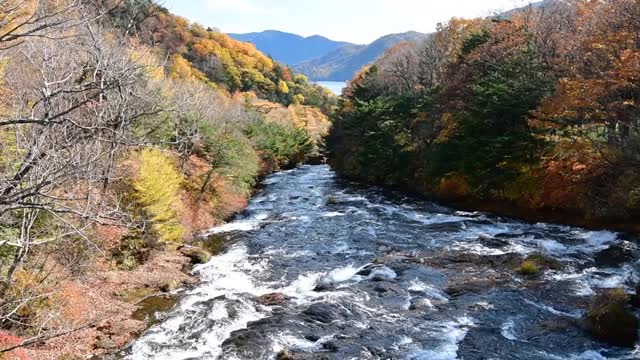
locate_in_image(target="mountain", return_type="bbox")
[228,30,354,65]
[293,31,427,81]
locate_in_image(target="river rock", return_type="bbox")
[373,282,404,295]
[302,303,349,324]
[95,336,119,350]
[478,235,511,249]
[179,246,211,264]
[593,245,635,267]
[257,293,288,306]
[585,288,639,347]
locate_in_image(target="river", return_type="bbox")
[124,165,640,359]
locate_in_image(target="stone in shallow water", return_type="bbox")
[257,292,289,306]
[302,303,350,324]
[586,288,639,348]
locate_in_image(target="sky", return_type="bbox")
[163,0,533,44]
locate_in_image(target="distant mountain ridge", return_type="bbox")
[294,31,427,81]
[229,30,427,81]
[228,30,354,66]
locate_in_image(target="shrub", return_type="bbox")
[198,125,260,195]
[113,231,154,270]
[515,261,539,275]
[5,269,51,333]
[246,120,313,170]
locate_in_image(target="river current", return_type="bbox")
[124,165,640,360]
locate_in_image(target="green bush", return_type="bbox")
[113,231,154,270]
[198,124,260,195]
[246,120,313,170]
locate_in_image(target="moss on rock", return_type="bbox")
[586,288,638,347]
[180,246,212,264]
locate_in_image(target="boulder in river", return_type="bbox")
[302,303,349,324]
[179,246,211,264]
[585,288,639,347]
[257,292,289,306]
[631,284,640,308]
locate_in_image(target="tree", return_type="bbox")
[0,1,164,344]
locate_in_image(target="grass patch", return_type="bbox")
[525,253,563,270]
[516,261,540,275]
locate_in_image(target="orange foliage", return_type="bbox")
[539,139,607,210]
[436,173,471,199]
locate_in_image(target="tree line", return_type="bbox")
[328,0,640,226]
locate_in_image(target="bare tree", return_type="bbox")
[0,1,165,347]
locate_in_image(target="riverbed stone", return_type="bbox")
[179,246,211,264]
[302,303,349,324]
[632,284,640,308]
[586,288,639,347]
[257,292,288,306]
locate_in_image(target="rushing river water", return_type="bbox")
[125,165,640,360]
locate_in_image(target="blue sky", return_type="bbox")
[163,0,529,44]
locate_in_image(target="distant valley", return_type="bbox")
[229,30,427,81]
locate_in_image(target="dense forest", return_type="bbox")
[0,0,333,357]
[328,0,640,230]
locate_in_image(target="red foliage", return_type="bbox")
[0,331,29,360]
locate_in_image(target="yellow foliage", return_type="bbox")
[278,80,289,94]
[8,269,50,322]
[292,94,305,105]
[131,149,185,243]
[168,54,210,85]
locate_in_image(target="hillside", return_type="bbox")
[328,0,640,231]
[293,31,427,81]
[228,30,354,65]
[133,10,336,109]
[0,1,333,358]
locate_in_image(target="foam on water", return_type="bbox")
[127,245,269,359]
[408,279,448,302]
[500,317,525,341]
[524,299,583,319]
[409,317,475,360]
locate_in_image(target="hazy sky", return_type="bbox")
[163,0,531,44]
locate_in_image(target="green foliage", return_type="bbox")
[130,149,185,244]
[524,253,563,271]
[328,94,430,184]
[246,120,314,170]
[113,231,153,270]
[329,28,554,200]
[516,261,540,275]
[461,30,490,55]
[198,124,260,194]
[437,43,552,195]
